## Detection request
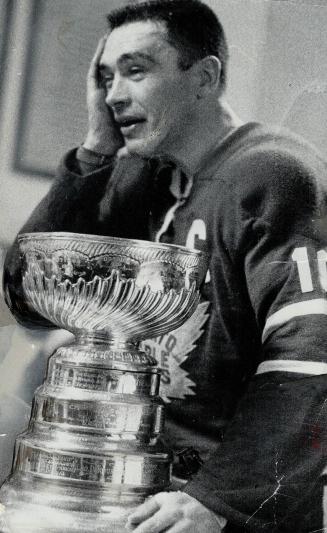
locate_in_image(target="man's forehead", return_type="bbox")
[101,20,170,65]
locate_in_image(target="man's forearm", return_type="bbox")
[3,148,114,328]
[183,372,327,532]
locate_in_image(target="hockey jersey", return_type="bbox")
[4,123,327,532]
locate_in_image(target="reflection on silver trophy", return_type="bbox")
[0,232,206,532]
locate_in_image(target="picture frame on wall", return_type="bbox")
[0,0,14,130]
[11,0,123,178]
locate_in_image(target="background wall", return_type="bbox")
[257,1,327,152]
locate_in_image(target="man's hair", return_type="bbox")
[107,0,229,91]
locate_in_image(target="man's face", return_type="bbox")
[100,20,197,158]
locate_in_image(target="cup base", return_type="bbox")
[0,474,144,533]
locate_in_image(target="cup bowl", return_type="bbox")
[19,232,206,341]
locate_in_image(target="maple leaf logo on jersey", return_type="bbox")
[140,301,210,403]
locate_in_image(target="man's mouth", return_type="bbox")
[116,117,146,135]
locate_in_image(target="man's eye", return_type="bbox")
[128,66,145,79]
[103,76,113,90]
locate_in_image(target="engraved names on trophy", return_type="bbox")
[34,396,164,437]
[49,363,159,395]
[24,448,170,487]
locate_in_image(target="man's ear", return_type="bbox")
[196,55,221,98]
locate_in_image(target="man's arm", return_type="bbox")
[3,145,155,328]
[125,139,327,533]
[3,151,114,328]
[83,35,123,157]
[182,145,327,532]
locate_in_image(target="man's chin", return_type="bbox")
[124,138,160,159]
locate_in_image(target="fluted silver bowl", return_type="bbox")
[19,232,206,342]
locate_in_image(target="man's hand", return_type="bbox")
[83,36,124,155]
[126,491,226,532]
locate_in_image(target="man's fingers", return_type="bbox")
[127,507,178,533]
[88,35,107,83]
[127,496,161,526]
[162,520,191,533]
[92,35,107,65]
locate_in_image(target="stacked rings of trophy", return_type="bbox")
[0,232,206,532]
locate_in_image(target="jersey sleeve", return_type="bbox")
[184,141,327,532]
[3,150,151,328]
[238,145,327,372]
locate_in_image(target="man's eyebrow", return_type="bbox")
[118,52,156,64]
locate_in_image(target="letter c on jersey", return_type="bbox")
[186,219,210,283]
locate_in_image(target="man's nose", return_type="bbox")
[105,76,131,110]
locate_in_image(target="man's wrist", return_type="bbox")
[77,145,115,166]
[83,130,123,157]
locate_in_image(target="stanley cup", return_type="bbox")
[0,232,206,533]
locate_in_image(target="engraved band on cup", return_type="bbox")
[32,396,165,437]
[15,444,171,488]
[48,362,160,395]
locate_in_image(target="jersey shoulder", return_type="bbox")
[225,123,326,191]
[210,124,327,249]
[220,123,327,224]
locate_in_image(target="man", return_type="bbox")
[4,1,327,531]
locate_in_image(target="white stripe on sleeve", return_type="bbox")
[256,359,327,375]
[262,298,327,343]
